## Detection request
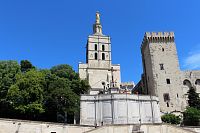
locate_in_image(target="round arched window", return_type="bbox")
[183,79,192,88]
[195,79,200,85]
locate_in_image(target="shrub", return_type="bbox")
[161,114,181,124]
[183,107,200,126]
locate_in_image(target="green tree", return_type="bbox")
[187,87,200,109]
[43,64,89,123]
[161,114,181,124]
[20,60,35,72]
[183,87,200,126]
[0,61,21,118]
[183,107,200,126]
[50,64,78,80]
[0,61,20,99]
[50,64,90,95]
[71,79,90,95]
[0,61,89,122]
[6,70,45,120]
[43,76,79,122]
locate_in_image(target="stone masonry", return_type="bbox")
[138,32,200,114]
[80,94,161,126]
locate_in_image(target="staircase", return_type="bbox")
[131,125,144,133]
[84,124,144,133]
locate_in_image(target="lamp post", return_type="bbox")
[137,92,141,126]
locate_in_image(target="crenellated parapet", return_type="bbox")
[141,32,175,48]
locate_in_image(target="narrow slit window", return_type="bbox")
[95,53,98,60]
[102,53,105,60]
[102,45,105,51]
[167,102,169,107]
[95,44,97,51]
[160,64,164,70]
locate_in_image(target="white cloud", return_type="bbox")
[183,44,200,70]
[184,52,200,69]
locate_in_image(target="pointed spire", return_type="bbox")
[93,11,103,34]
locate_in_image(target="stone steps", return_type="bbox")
[132,131,144,133]
[131,125,144,133]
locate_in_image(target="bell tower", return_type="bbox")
[86,11,112,69]
[79,12,121,94]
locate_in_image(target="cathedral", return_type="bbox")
[78,12,121,95]
[78,12,161,126]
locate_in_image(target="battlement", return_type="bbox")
[142,32,175,46]
[145,32,174,38]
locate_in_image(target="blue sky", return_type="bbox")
[0,0,200,83]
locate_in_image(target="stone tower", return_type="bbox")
[86,12,112,69]
[79,12,121,94]
[141,32,184,113]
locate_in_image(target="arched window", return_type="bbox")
[95,53,98,60]
[195,79,200,85]
[102,45,105,51]
[102,53,105,60]
[183,79,192,88]
[95,44,97,51]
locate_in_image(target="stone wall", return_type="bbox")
[85,124,196,133]
[80,94,162,126]
[139,32,200,114]
[181,71,200,94]
[0,118,94,133]
[0,119,196,133]
[85,125,138,133]
[140,124,196,133]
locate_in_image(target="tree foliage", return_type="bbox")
[161,114,181,125]
[0,60,90,123]
[50,64,90,95]
[6,70,45,119]
[50,64,78,80]
[187,87,200,110]
[183,107,200,126]
[183,86,200,126]
[71,79,90,95]
[20,60,35,72]
[0,61,20,99]
[43,75,79,122]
